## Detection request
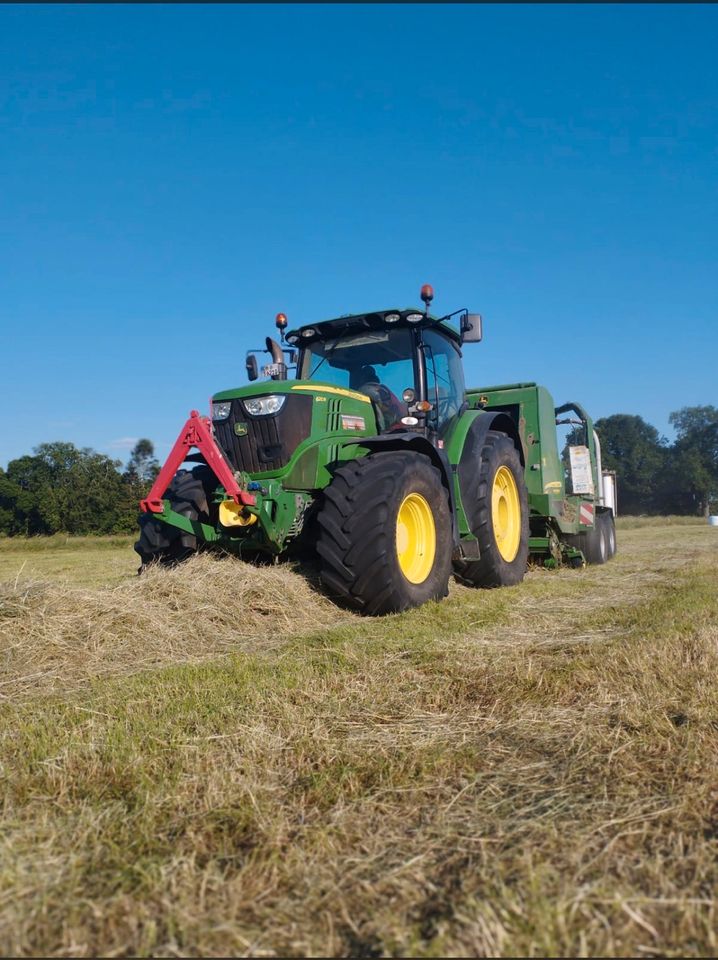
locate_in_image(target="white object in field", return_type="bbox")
[602,471,618,516]
[569,445,595,495]
[709,516,718,527]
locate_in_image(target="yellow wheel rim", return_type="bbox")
[492,466,521,562]
[396,493,436,584]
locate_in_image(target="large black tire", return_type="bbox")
[600,510,617,559]
[134,466,216,570]
[563,513,609,565]
[454,431,529,588]
[316,451,453,616]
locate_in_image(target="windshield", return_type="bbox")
[299,328,417,430]
[300,328,417,396]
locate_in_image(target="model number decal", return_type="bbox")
[341,415,366,431]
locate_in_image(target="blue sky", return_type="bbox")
[1,3,716,467]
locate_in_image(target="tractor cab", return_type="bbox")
[292,317,464,434]
[279,288,482,436]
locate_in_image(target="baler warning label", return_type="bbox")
[569,446,595,495]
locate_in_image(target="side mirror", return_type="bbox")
[461,312,483,343]
[245,353,259,381]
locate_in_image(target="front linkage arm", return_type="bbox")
[139,410,257,515]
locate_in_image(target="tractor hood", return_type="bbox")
[212,379,373,406]
[210,379,377,480]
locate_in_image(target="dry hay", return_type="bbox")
[0,554,348,703]
[0,524,717,956]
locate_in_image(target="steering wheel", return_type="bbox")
[360,382,405,429]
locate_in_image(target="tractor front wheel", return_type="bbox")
[316,451,452,615]
[134,466,215,571]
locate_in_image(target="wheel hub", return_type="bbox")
[396,493,436,584]
[492,466,521,562]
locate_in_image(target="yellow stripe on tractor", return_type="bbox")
[291,384,372,404]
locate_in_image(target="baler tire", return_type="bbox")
[600,511,617,559]
[563,514,609,565]
[316,451,452,616]
[134,467,215,571]
[454,431,529,588]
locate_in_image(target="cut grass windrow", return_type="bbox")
[0,523,717,957]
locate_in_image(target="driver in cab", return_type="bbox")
[352,365,406,431]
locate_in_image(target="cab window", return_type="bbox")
[422,329,465,429]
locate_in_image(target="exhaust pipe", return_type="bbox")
[266,336,284,365]
[265,336,287,380]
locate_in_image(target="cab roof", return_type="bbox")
[285,307,462,346]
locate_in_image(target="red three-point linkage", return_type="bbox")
[140,410,257,514]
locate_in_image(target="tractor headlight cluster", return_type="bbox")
[243,395,286,416]
[212,401,232,421]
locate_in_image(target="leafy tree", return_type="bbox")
[594,414,668,514]
[122,439,160,526]
[6,442,135,534]
[1,437,162,536]
[0,467,21,535]
[668,406,718,516]
[5,453,55,534]
[124,439,160,485]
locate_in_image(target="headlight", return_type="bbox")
[243,395,286,416]
[212,401,232,420]
[384,312,400,324]
[405,312,423,324]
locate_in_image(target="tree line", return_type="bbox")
[596,406,718,515]
[0,405,716,536]
[0,439,160,536]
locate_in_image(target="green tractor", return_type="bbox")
[136,285,616,615]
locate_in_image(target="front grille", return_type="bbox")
[213,394,313,474]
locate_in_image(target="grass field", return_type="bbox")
[1,520,716,957]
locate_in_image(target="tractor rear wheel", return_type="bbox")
[454,431,529,588]
[316,451,452,615]
[134,466,215,571]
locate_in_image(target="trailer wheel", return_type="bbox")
[134,467,215,571]
[454,431,529,588]
[600,511,617,559]
[316,451,452,615]
[563,514,609,565]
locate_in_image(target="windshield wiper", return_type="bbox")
[308,339,342,380]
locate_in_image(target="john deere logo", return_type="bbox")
[234,422,248,437]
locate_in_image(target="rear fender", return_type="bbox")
[445,410,525,469]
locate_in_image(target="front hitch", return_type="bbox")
[140,410,257,514]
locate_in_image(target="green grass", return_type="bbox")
[1,523,717,956]
[615,514,707,529]
[0,534,137,586]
